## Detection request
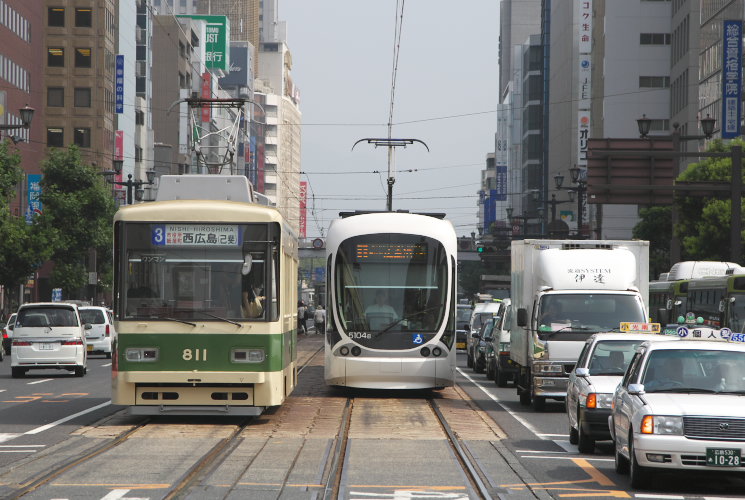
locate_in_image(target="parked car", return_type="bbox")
[11,302,87,378]
[609,328,745,489]
[1,312,15,356]
[455,303,473,350]
[466,300,503,368]
[79,306,115,358]
[485,298,516,387]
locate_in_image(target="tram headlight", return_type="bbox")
[339,346,350,356]
[125,347,159,362]
[351,346,361,356]
[432,347,442,357]
[420,347,431,357]
[232,349,265,363]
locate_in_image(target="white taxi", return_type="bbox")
[566,323,677,453]
[609,326,745,489]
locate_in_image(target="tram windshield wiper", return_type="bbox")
[148,315,197,327]
[193,311,241,327]
[372,306,440,337]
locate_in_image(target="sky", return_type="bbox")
[279,1,500,239]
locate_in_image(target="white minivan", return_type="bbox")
[11,302,88,378]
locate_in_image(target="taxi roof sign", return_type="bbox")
[673,326,745,342]
[620,322,661,334]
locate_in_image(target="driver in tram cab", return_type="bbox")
[365,290,399,328]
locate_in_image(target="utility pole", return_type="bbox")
[352,138,429,211]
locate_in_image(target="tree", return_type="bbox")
[0,140,52,298]
[675,138,745,262]
[458,260,482,299]
[36,146,115,298]
[632,206,671,280]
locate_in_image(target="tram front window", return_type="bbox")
[118,222,278,321]
[334,234,448,350]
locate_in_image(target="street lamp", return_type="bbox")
[103,168,156,205]
[0,104,34,138]
[555,166,588,238]
[634,114,740,261]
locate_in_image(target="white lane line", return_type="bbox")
[0,450,37,453]
[553,439,578,453]
[0,434,21,444]
[634,495,684,499]
[0,445,45,448]
[520,455,614,462]
[0,389,6,393]
[101,363,112,367]
[24,401,111,435]
[515,450,568,454]
[538,433,569,437]
[456,367,545,438]
[27,378,53,385]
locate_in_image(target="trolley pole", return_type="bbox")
[352,138,429,211]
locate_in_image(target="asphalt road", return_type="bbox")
[454,350,745,499]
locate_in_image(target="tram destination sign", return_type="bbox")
[152,224,240,246]
[355,243,428,262]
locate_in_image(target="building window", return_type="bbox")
[48,7,65,27]
[640,33,671,45]
[74,88,91,107]
[135,146,143,163]
[48,47,65,67]
[75,8,92,27]
[75,48,92,68]
[47,128,64,147]
[74,128,91,148]
[47,87,65,107]
[639,76,670,88]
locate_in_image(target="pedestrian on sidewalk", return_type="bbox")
[314,305,326,334]
[297,301,307,335]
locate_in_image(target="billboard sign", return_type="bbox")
[299,182,307,238]
[178,15,230,71]
[722,20,742,139]
[115,55,124,113]
[579,56,591,109]
[578,0,592,53]
[26,174,42,224]
[495,165,507,201]
[577,111,590,166]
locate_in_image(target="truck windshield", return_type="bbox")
[537,294,646,333]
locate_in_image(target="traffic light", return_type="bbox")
[477,244,485,253]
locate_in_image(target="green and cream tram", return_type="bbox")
[324,211,457,389]
[111,176,298,415]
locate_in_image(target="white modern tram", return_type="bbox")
[324,211,457,389]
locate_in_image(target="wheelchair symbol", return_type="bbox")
[412,334,424,344]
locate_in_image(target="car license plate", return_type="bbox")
[456,342,466,349]
[38,343,55,350]
[87,344,93,351]
[706,448,742,467]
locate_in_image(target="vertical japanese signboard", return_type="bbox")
[579,56,591,109]
[201,72,212,123]
[115,55,124,114]
[299,181,307,238]
[26,174,42,224]
[722,20,742,139]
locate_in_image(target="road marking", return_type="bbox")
[27,379,53,385]
[101,489,150,500]
[0,389,6,393]
[0,445,45,448]
[25,401,111,435]
[102,363,112,367]
[521,455,614,462]
[554,439,579,453]
[0,450,37,453]
[350,492,467,499]
[516,449,568,453]
[539,433,569,437]
[634,496,684,499]
[456,367,545,438]
[0,434,21,444]
[571,458,615,486]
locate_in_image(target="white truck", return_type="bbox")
[510,239,649,411]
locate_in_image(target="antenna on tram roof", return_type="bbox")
[351,138,429,212]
